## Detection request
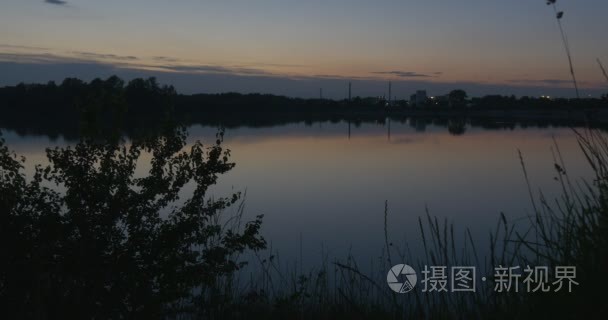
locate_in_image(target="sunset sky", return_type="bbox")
[1,0,607,98]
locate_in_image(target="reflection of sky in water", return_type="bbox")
[0,121,594,270]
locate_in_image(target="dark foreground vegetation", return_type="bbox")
[1,76,608,140]
[0,124,267,318]
[1,76,607,319]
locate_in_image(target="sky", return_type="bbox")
[0,0,607,98]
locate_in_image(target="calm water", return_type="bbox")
[0,120,594,269]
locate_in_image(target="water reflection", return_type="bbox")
[2,113,605,142]
[1,120,594,273]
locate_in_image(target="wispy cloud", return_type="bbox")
[69,51,273,76]
[0,44,49,51]
[150,57,306,69]
[309,74,370,81]
[152,64,273,77]
[245,62,307,68]
[152,56,181,63]
[507,79,585,86]
[371,71,439,78]
[0,52,71,64]
[44,0,67,5]
[72,51,138,61]
[0,51,274,78]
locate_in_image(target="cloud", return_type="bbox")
[371,71,438,78]
[0,44,49,51]
[248,62,307,68]
[155,64,273,76]
[507,79,587,86]
[0,52,71,64]
[150,57,306,69]
[72,51,138,61]
[44,0,67,5]
[152,56,180,63]
[0,51,274,78]
[68,51,273,77]
[309,74,370,81]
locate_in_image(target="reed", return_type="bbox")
[546,0,580,98]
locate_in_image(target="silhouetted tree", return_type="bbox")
[448,89,467,108]
[0,122,265,318]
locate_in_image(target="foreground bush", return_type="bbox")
[0,126,265,318]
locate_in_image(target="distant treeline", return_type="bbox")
[1,76,608,139]
[0,76,376,138]
[0,76,178,139]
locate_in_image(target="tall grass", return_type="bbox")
[547,0,580,98]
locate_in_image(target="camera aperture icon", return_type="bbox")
[387,264,418,293]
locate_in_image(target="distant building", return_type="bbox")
[409,90,428,107]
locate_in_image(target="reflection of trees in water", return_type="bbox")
[408,118,430,132]
[1,76,607,140]
[0,124,265,318]
[448,119,467,135]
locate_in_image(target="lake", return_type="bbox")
[0,119,594,271]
